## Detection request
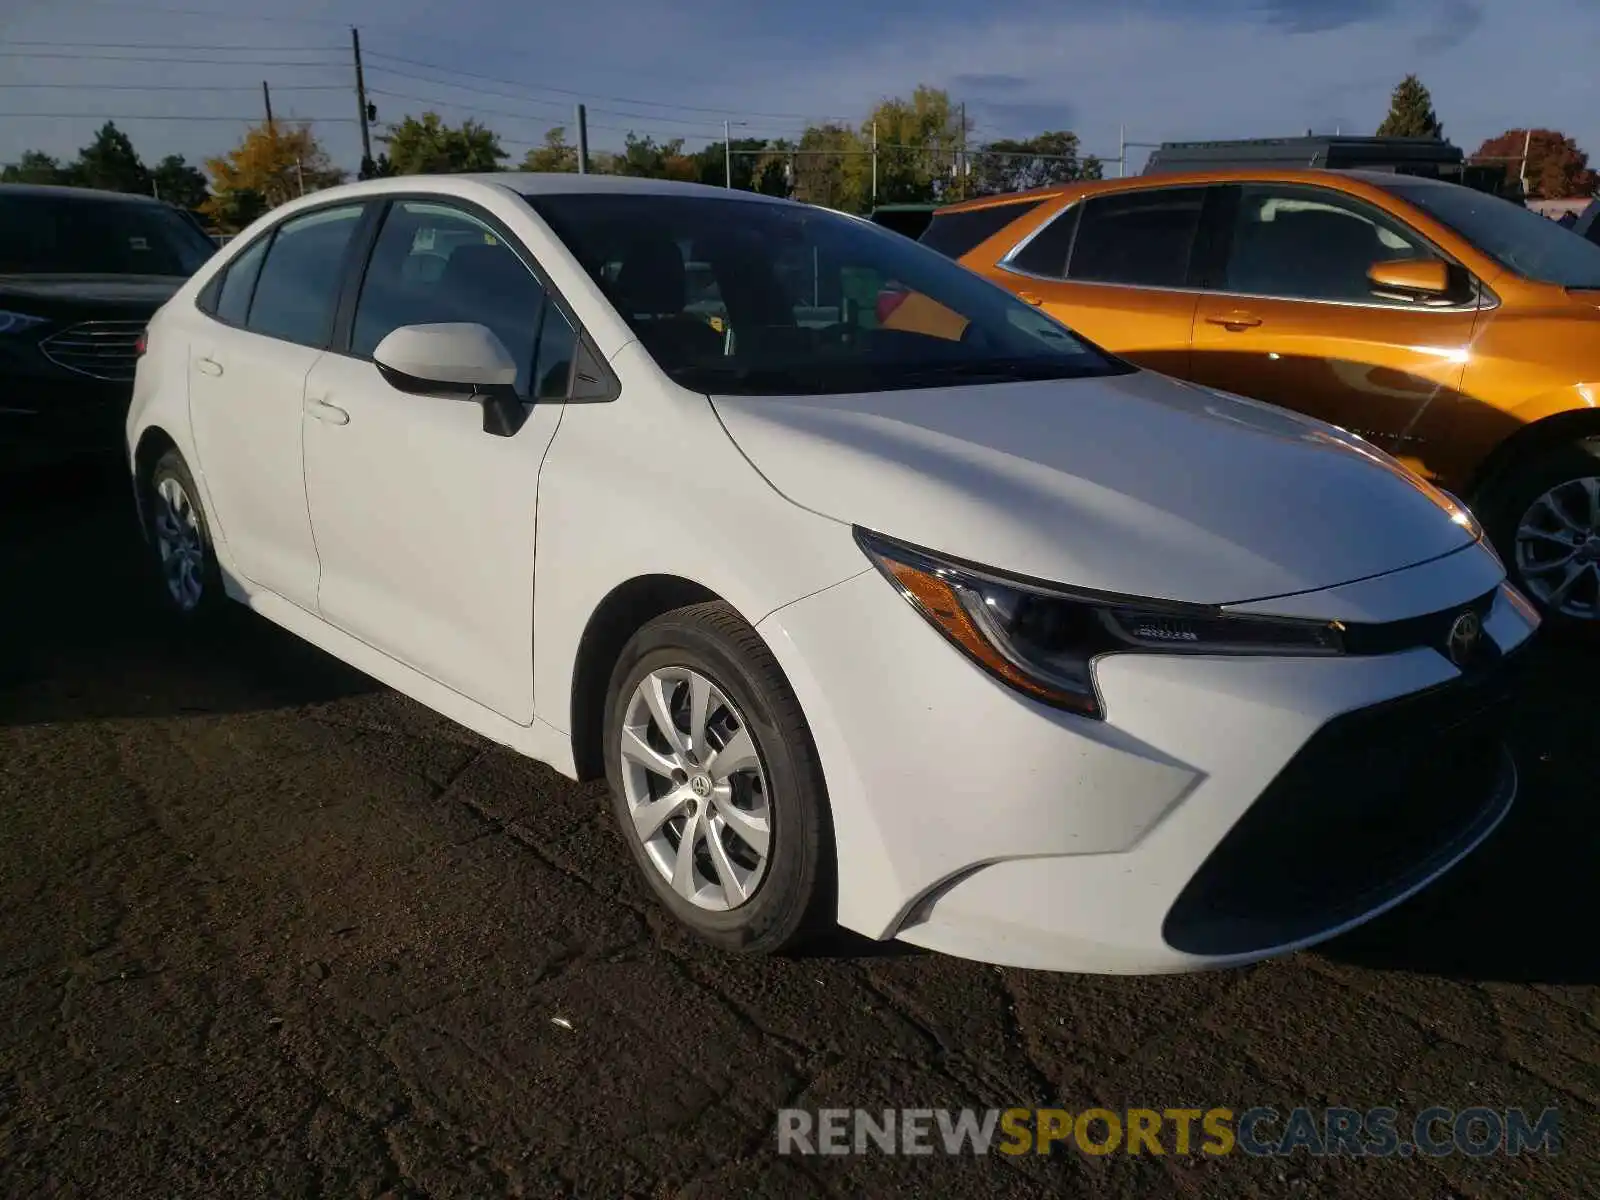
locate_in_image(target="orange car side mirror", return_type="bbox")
[1367,258,1455,300]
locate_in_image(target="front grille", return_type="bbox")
[1161,649,1524,957]
[39,319,146,382]
[1342,587,1499,663]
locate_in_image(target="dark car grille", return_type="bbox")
[1161,647,1524,958]
[38,319,146,382]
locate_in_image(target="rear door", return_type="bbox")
[985,186,1208,379]
[1187,182,1481,462]
[186,202,367,612]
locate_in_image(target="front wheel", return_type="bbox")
[602,601,833,954]
[1482,438,1600,628]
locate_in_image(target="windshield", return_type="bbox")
[0,192,216,277]
[525,192,1130,395]
[1382,181,1600,288]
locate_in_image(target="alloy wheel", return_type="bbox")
[618,666,772,911]
[1514,475,1600,620]
[152,474,205,612]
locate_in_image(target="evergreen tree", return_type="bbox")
[1377,75,1444,140]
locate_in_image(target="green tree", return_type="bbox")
[615,132,696,180]
[690,137,769,190]
[521,126,577,172]
[69,121,151,193]
[1473,129,1598,199]
[969,131,1101,197]
[788,123,868,211]
[151,154,209,209]
[864,87,971,205]
[380,112,507,175]
[1376,74,1444,139]
[1,150,67,184]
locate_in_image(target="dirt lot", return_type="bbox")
[2,462,1596,1198]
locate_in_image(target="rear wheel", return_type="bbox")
[143,448,225,621]
[1482,438,1600,627]
[602,601,833,953]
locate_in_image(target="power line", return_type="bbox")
[0,50,344,64]
[0,40,335,51]
[0,111,357,123]
[23,1,357,23]
[0,82,348,91]
[361,50,856,125]
[365,84,802,140]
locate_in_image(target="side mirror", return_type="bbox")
[372,322,527,437]
[1366,258,1461,303]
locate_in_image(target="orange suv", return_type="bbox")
[928,169,1600,625]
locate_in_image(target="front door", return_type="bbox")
[186,203,367,611]
[1187,183,1482,471]
[303,199,579,723]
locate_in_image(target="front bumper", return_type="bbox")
[756,541,1537,974]
[0,361,133,459]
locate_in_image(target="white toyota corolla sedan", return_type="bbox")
[127,174,1539,974]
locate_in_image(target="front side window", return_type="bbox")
[0,193,215,277]
[351,201,562,397]
[1066,188,1205,288]
[527,192,1128,396]
[245,204,364,348]
[1380,179,1600,288]
[1223,185,1436,303]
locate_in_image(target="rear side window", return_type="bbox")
[1067,188,1205,288]
[1006,205,1081,278]
[212,235,269,326]
[245,204,365,348]
[919,199,1045,259]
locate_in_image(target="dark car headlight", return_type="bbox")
[856,528,1344,719]
[0,310,48,337]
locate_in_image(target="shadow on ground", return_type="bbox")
[0,456,376,725]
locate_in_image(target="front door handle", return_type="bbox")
[194,356,223,376]
[1205,311,1263,331]
[305,397,350,426]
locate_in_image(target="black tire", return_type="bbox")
[1480,437,1600,631]
[142,447,226,623]
[602,601,834,954]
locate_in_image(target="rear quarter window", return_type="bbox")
[918,198,1046,260]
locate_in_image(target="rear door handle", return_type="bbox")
[305,397,350,426]
[1205,312,1263,330]
[194,356,223,376]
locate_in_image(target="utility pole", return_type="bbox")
[957,101,967,201]
[1519,128,1533,197]
[262,80,274,131]
[871,120,878,207]
[1118,124,1125,178]
[725,119,733,188]
[296,158,305,196]
[575,103,589,174]
[352,27,374,176]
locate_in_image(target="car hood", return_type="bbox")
[711,369,1478,606]
[0,273,186,311]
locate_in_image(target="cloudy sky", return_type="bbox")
[1,0,1596,175]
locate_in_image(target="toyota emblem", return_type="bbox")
[1446,610,1483,667]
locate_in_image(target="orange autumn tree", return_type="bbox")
[202,121,345,232]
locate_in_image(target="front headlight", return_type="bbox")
[0,310,48,336]
[856,528,1344,719]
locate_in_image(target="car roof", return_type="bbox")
[932,167,1456,213]
[465,172,792,205]
[0,181,171,206]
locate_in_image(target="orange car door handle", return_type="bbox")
[1205,312,1263,330]
[1017,291,1045,307]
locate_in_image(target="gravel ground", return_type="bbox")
[2,461,1596,1198]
